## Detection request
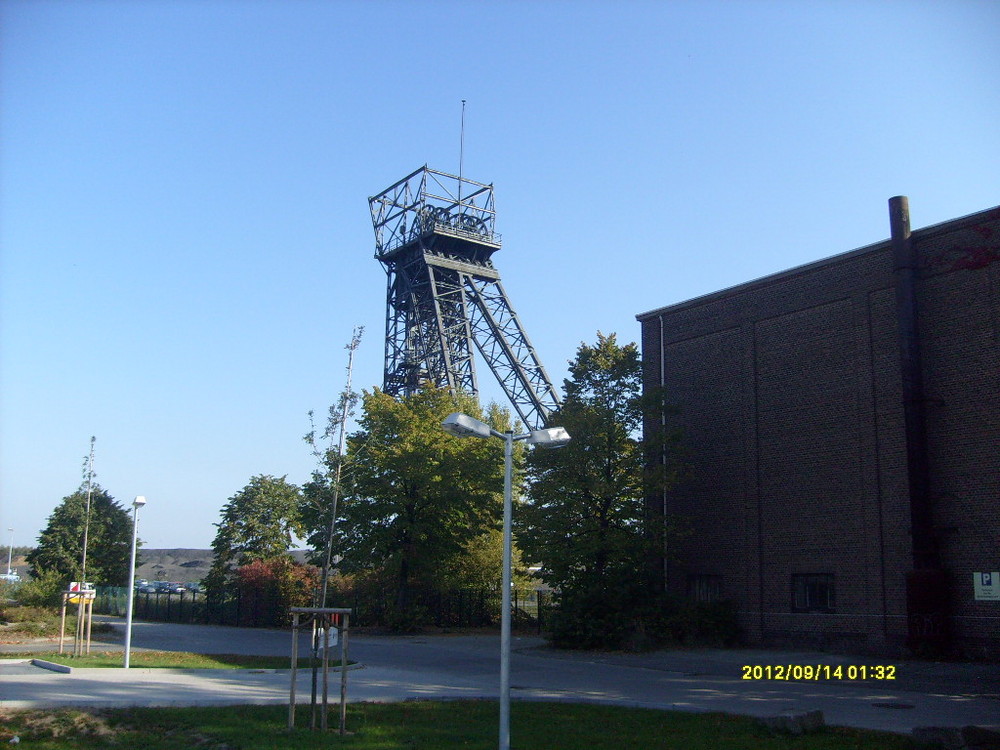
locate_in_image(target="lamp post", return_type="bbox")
[6,528,12,576]
[123,495,146,668]
[442,412,569,750]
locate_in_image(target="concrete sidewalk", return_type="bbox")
[1,621,997,737]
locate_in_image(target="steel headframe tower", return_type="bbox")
[369,165,559,430]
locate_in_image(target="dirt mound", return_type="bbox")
[135,549,213,584]
[134,549,310,584]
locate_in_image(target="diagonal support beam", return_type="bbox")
[463,275,559,429]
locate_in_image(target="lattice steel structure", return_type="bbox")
[369,165,559,430]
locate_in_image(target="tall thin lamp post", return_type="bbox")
[6,528,13,576]
[123,495,146,668]
[441,413,569,750]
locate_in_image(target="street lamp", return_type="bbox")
[123,495,147,668]
[6,528,13,577]
[441,412,569,750]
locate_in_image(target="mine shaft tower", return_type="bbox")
[369,165,559,430]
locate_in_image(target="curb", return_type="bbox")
[31,659,71,674]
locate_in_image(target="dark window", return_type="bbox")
[688,574,722,603]
[792,574,835,612]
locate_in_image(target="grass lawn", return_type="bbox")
[1,650,342,669]
[0,702,921,749]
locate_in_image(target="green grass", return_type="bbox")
[0,702,921,749]
[1,650,344,670]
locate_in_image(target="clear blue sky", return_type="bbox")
[1,0,997,552]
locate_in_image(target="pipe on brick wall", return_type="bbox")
[889,196,938,570]
[891,196,950,653]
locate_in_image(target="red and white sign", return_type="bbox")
[68,581,96,603]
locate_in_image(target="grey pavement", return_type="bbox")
[1,617,997,736]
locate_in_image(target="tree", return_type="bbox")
[332,387,510,620]
[518,332,679,648]
[27,484,134,587]
[234,557,319,627]
[439,528,534,593]
[301,326,363,604]
[205,475,303,601]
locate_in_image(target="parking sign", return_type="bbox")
[974,572,1000,601]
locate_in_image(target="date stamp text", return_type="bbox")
[742,664,896,681]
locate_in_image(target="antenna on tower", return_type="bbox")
[458,99,467,209]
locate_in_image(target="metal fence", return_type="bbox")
[95,586,552,631]
[96,587,208,623]
[321,586,552,631]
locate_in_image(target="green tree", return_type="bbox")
[334,387,510,621]
[205,475,303,601]
[518,332,679,648]
[26,485,133,587]
[299,474,337,567]
[439,528,534,592]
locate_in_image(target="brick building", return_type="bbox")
[637,199,1000,656]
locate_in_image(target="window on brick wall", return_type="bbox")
[688,574,722,603]
[792,574,835,613]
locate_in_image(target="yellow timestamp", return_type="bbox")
[742,664,896,681]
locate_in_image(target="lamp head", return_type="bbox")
[442,412,494,440]
[132,495,147,509]
[525,426,571,448]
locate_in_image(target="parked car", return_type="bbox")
[141,580,189,595]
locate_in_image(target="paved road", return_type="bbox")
[1,617,997,737]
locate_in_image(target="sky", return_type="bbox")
[1,0,998,553]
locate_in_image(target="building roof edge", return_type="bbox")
[636,202,1000,322]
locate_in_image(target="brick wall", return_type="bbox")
[639,203,1000,656]
[915,208,1000,657]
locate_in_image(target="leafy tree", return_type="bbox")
[439,528,534,593]
[26,485,133,587]
[234,557,319,627]
[518,332,680,648]
[205,475,303,601]
[333,387,511,620]
[299,476,336,565]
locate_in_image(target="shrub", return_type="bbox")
[546,581,655,650]
[0,579,17,602]
[384,602,431,633]
[663,601,742,647]
[0,605,75,637]
[12,569,65,608]
[547,587,742,651]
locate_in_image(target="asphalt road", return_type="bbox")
[1,617,997,737]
